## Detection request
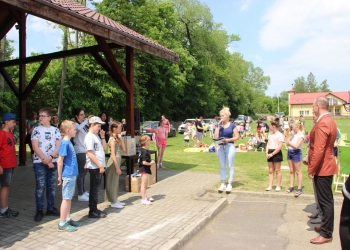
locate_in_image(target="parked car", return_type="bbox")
[274,112,285,117]
[233,115,253,125]
[260,115,267,121]
[142,121,176,137]
[178,119,195,134]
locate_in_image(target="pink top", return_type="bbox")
[267,132,284,149]
[163,119,170,131]
[156,127,167,139]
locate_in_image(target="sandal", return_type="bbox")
[285,187,294,193]
[294,189,302,197]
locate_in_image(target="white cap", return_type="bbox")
[88,116,105,124]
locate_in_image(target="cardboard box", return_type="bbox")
[121,136,136,156]
[125,175,141,193]
[148,163,156,186]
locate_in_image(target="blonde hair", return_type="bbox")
[291,120,303,132]
[60,120,75,133]
[140,135,150,146]
[220,107,231,117]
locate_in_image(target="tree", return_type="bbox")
[293,72,330,93]
[319,79,331,92]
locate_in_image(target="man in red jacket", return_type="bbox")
[308,96,337,244]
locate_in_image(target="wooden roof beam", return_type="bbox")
[0,67,19,98]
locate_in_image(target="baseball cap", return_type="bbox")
[89,116,105,124]
[2,113,18,122]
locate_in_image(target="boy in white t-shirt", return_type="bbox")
[84,116,107,219]
[183,128,191,147]
[32,108,61,222]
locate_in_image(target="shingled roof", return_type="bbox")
[0,0,179,62]
[289,91,350,105]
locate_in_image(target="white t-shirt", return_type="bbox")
[73,119,89,154]
[267,132,284,149]
[31,125,61,163]
[283,121,289,129]
[288,132,305,150]
[184,131,190,140]
[84,133,106,169]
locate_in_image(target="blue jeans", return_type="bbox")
[217,143,236,183]
[33,162,57,211]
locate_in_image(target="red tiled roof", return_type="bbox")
[289,91,350,105]
[33,0,178,61]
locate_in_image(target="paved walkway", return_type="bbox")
[0,162,221,250]
[0,162,345,250]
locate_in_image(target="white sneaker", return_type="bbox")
[141,199,152,205]
[111,202,124,209]
[275,187,281,192]
[226,184,232,194]
[78,193,89,201]
[84,191,89,197]
[116,200,126,206]
[218,183,226,193]
[147,196,155,202]
[265,187,272,191]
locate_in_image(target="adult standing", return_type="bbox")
[214,107,239,194]
[265,117,284,192]
[195,116,204,147]
[26,111,40,161]
[155,119,167,169]
[161,115,171,137]
[99,112,109,143]
[73,108,90,202]
[308,96,337,245]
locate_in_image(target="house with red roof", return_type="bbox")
[288,90,350,117]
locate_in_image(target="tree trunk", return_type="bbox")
[58,27,68,123]
[0,36,5,94]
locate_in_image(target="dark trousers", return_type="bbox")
[88,169,102,213]
[76,153,88,196]
[340,176,350,250]
[314,175,334,238]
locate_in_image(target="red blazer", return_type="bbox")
[308,114,337,176]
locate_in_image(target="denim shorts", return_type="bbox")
[0,168,15,187]
[62,176,77,199]
[287,149,302,162]
[197,132,203,141]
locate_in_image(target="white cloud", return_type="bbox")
[259,0,350,50]
[239,0,252,11]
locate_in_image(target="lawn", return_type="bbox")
[162,117,350,195]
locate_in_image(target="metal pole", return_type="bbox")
[278,96,280,112]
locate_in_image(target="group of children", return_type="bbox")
[0,109,155,233]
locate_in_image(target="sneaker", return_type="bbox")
[68,219,81,227]
[0,208,19,218]
[275,187,281,192]
[159,165,165,169]
[78,193,89,202]
[147,196,155,202]
[58,222,77,232]
[111,202,124,209]
[34,210,44,222]
[141,199,152,205]
[47,207,60,216]
[226,184,232,194]
[84,191,90,197]
[116,200,126,206]
[265,187,272,191]
[218,183,226,193]
[88,210,107,218]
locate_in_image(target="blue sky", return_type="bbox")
[6,0,350,97]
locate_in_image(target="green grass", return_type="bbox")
[162,118,350,194]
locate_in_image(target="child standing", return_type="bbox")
[0,113,19,218]
[183,128,190,147]
[32,108,61,222]
[57,120,80,231]
[84,116,107,218]
[191,122,197,146]
[139,135,155,205]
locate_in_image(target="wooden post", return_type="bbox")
[126,46,134,137]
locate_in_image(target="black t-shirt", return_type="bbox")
[138,148,152,174]
[195,120,203,132]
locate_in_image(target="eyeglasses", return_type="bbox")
[38,115,49,118]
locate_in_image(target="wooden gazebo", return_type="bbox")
[0,0,179,165]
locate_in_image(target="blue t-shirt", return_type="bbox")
[58,139,78,177]
[219,123,236,140]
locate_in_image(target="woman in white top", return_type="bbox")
[285,120,305,197]
[265,117,284,191]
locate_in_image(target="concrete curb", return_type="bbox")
[159,197,228,250]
